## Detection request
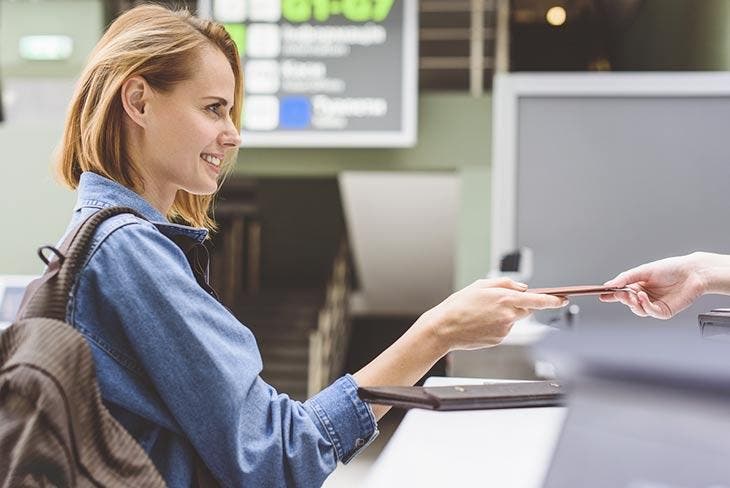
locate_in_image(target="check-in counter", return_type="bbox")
[363,377,566,488]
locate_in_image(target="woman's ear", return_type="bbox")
[121,75,150,128]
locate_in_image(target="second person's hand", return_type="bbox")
[600,252,725,319]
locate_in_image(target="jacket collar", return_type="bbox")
[74,172,209,243]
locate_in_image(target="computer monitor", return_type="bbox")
[490,73,730,327]
[0,276,35,330]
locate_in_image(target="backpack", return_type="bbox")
[0,207,169,486]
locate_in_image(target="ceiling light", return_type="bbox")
[546,6,567,27]
[18,35,73,61]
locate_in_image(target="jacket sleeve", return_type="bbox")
[85,221,377,487]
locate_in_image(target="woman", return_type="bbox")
[55,4,567,487]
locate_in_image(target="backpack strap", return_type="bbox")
[17,206,221,321]
[16,206,146,322]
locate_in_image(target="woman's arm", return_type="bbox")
[354,278,567,420]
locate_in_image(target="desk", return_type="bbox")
[363,377,567,488]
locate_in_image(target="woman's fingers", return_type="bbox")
[507,291,568,310]
[474,278,528,291]
[599,292,619,303]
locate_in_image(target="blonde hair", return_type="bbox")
[56,4,242,230]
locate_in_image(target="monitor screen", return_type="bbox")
[0,286,26,323]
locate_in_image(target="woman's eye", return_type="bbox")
[207,104,222,116]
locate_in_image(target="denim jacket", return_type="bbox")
[63,172,378,487]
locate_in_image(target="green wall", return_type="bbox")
[0,124,77,275]
[0,0,103,276]
[0,0,103,78]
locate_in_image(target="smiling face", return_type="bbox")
[124,44,241,214]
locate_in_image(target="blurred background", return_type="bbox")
[2,1,730,486]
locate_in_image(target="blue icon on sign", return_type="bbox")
[280,96,311,129]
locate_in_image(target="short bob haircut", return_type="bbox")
[56,4,243,230]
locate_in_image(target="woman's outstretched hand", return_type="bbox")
[421,278,568,353]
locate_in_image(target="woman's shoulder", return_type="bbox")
[93,212,168,246]
[87,213,190,270]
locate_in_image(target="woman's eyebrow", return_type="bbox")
[202,96,230,106]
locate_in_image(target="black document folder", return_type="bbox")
[358,381,565,411]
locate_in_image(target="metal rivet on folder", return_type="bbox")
[550,383,560,388]
[454,386,465,392]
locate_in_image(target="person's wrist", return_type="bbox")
[412,308,452,358]
[691,252,730,295]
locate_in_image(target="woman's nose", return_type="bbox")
[220,120,241,148]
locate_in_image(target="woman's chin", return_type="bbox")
[185,181,219,196]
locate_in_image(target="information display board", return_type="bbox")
[198,0,418,147]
